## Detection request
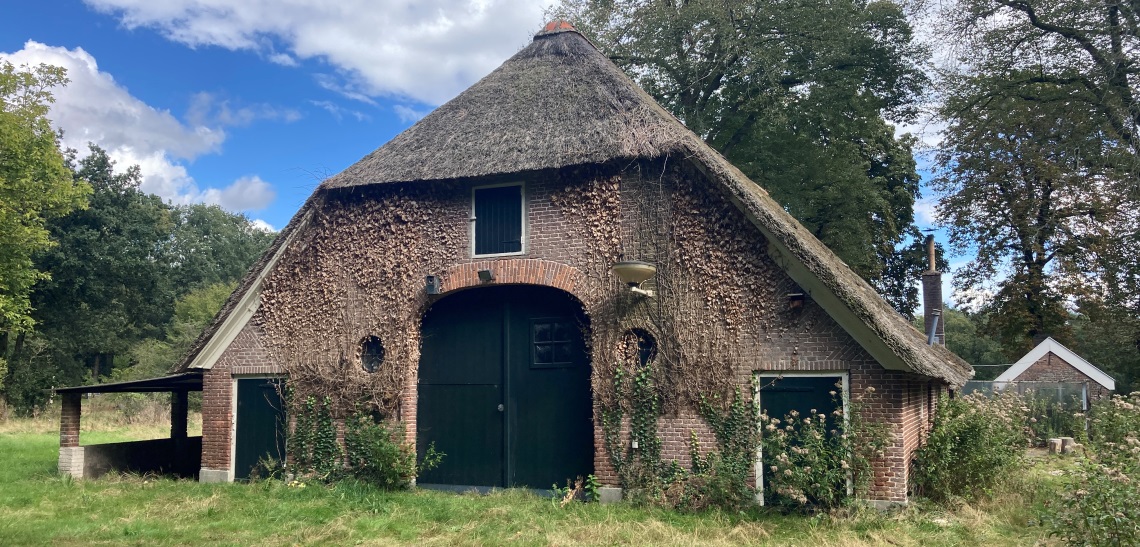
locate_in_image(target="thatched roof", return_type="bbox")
[320,25,692,190]
[174,24,972,386]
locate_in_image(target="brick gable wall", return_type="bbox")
[198,162,947,503]
[1012,352,1112,400]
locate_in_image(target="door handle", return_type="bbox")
[497,404,505,412]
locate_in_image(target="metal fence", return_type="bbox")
[962,381,1089,411]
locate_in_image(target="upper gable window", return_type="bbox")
[472,184,524,256]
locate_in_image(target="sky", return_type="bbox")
[1,0,964,314]
[1,0,558,232]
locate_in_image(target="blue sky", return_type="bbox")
[1,0,964,313]
[1,0,557,231]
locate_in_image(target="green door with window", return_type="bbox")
[417,286,592,488]
[234,378,285,480]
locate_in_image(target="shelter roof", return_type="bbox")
[55,372,203,394]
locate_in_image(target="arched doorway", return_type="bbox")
[417,285,593,489]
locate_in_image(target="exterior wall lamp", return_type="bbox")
[477,269,495,283]
[611,260,656,297]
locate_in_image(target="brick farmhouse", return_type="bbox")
[58,22,972,506]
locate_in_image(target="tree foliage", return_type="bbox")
[552,0,932,314]
[0,62,89,334]
[932,0,1140,365]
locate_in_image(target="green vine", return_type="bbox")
[601,356,665,495]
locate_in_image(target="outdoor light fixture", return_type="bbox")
[478,269,495,283]
[611,260,656,297]
[425,275,441,295]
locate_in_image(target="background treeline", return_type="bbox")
[3,144,273,413]
[1,62,273,414]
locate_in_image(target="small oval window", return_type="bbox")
[623,328,657,367]
[360,336,385,373]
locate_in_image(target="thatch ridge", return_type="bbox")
[321,28,692,189]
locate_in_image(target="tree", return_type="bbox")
[938,0,1140,171]
[932,87,1123,355]
[916,306,1007,379]
[168,204,274,291]
[126,282,234,381]
[552,0,932,314]
[0,62,89,336]
[30,145,175,383]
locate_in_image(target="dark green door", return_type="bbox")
[418,286,592,488]
[234,378,285,480]
[757,376,842,495]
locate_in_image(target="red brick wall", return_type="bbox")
[1012,352,1112,400]
[60,393,81,448]
[200,323,278,471]
[199,163,944,502]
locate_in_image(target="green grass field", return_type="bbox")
[0,416,1060,546]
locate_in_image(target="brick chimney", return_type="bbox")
[921,235,945,345]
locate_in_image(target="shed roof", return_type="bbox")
[995,337,1115,390]
[172,24,973,386]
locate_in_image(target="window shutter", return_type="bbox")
[474,186,523,255]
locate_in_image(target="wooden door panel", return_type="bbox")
[234,378,285,480]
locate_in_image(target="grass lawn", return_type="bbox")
[0,418,1062,546]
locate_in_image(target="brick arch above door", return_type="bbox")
[439,259,589,301]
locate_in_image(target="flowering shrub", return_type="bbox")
[1047,392,1140,546]
[759,385,888,512]
[912,391,1028,502]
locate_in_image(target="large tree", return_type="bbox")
[30,145,175,382]
[552,0,932,314]
[0,62,89,335]
[932,87,1122,354]
[939,0,1140,170]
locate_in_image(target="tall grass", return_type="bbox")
[0,422,1057,546]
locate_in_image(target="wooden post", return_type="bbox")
[171,390,189,439]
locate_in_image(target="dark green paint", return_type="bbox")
[417,286,592,488]
[234,378,285,480]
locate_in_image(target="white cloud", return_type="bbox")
[0,41,277,214]
[187,92,302,127]
[309,100,371,122]
[914,198,941,227]
[84,0,558,106]
[393,104,429,123]
[250,219,276,232]
[201,175,276,211]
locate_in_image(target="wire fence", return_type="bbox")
[962,381,1089,442]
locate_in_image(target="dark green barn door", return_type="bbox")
[418,286,592,488]
[234,378,285,480]
[757,376,843,497]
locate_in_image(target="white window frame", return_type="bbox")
[754,371,850,506]
[470,182,527,258]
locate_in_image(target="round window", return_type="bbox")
[360,336,385,373]
[624,328,657,367]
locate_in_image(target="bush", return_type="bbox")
[1046,392,1140,546]
[285,397,442,490]
[343,411,442,490]
[759,385,888,512]
[913,391,1028,502]
[1024,392,1086,445]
